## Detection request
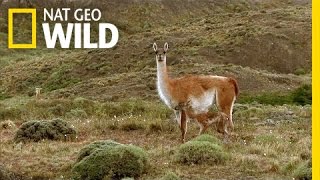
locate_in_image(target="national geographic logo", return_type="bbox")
[8,8,119,49]
[8,8,37,48]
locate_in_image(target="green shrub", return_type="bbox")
[66,109,88,119]
[14,118,76,142]
[238,92,292,105]
[238,84,311,106]
[0,92,11,100]
[0,107,25,120]
[294,68,307,75]
[292,84,312,106]
[96,102,128,117]
[292,160,311,180]
[147,120,177,133]
[160,171,180,180]
[72,97,96,115]
[175,141,229,165]
[25,99,73,118]
[77,140,121,162]
[73,142,148,180]
[45,65,80,91]
[191,134,221,145]
[120,121,145,131]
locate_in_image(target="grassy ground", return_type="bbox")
[0,98,311,179]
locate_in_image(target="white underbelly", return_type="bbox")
[188,90,216,114]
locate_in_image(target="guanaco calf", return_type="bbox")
[153,42,239,142]
[35,88,42,99]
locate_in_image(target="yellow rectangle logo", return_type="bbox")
[8,8,37,49]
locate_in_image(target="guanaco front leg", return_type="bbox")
[179,110,187,143]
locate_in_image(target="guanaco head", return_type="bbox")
[153,42,168,62]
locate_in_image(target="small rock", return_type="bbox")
[265,119,276,126]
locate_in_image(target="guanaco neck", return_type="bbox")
[156,58,173,106]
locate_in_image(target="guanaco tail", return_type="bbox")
[153,42,239,143]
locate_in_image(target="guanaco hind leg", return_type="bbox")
[216,90,236,131]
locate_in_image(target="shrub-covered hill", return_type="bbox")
[0,0,311,101]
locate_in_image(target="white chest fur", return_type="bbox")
[157,62,177,109]
[157,78,175,108]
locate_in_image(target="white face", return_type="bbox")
[153,42,169,62]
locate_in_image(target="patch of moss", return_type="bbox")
[14,118,76,142]
[73,142,148,180]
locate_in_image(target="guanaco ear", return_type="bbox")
[164,42,169,52]
[153,43,157,52]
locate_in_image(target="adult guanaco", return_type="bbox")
[153,42,239,142]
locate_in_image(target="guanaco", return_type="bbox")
[153,42,239,142]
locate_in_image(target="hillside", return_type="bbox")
[0,0,311,101]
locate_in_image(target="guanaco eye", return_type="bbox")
[155,51,158,54]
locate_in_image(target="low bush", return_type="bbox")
[292,160,312,180]
[66,109,88,119]
[175,140,229,165]
[238,84,311,106]
[120,121,145,131]
[73,141,148,180]
[72,97,96,115]
[0,107,25,120]
[291,84,312,106]
[77,140,121,162]
[160,171,180,180]
[191,134,221,145]
[238,92,292,105]
[14,118,76,142]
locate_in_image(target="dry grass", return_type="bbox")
[0,99,311,179]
